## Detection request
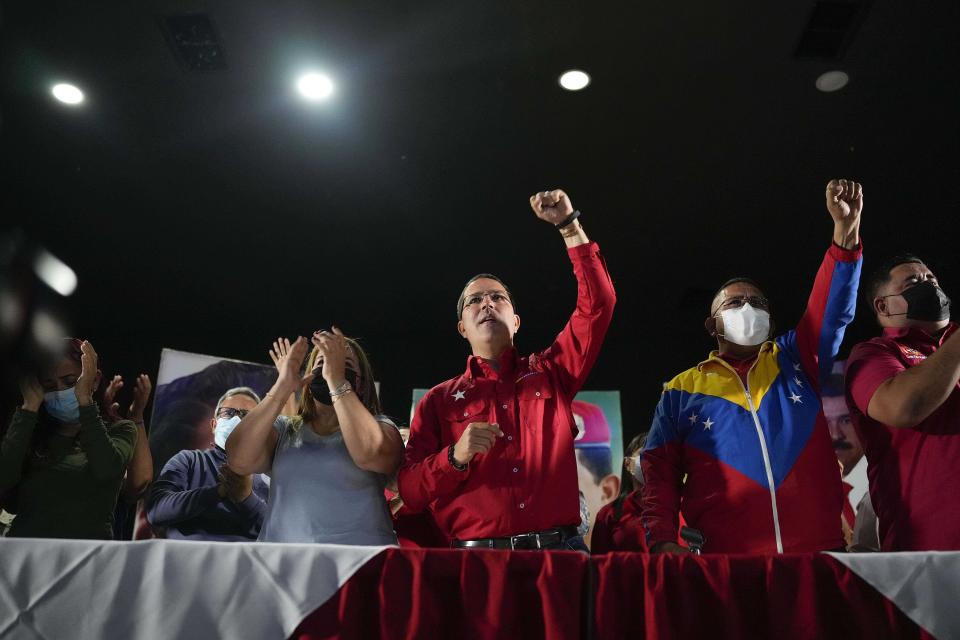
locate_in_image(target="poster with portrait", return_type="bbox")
[148,348,279,478]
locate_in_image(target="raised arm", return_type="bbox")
[313,327,404,474]
[849,332,960,428]
[789,180,863,389]
[226,336,312,474]
[528,189,617,394]
[74,342,136,480]
[0,378,46,490]
[115,374,155,501]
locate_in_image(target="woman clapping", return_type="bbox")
[227,329,403,545]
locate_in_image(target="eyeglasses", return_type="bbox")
[716,295,770,312]
[462,290,511,309]
[216,407,250,420]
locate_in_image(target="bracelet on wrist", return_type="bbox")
[329,380,353,398]
[331,388,353,404]
[560,222,582,238]
[555,209,581,230]
[448,444,468,471]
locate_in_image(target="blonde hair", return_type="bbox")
[291,336,382,431]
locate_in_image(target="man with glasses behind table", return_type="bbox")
[146,387,270,540]
[641,179,864,554]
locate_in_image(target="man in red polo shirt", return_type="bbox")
[845,254,959,551]
[398,189,616,551]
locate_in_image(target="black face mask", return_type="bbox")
[309,369,361,406]
[899,280,951,322]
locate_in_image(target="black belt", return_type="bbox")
[453,526,579,550]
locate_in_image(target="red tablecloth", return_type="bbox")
[294,549,935,640]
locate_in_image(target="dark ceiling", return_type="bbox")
[2,1,958,439]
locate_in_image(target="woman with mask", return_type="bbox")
[227,329,403,545]
[144,386,270,541]
[0,339,137,539]
[590,433,648,554]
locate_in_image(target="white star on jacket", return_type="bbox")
[688,414,699,425]
[702,417,714,431]
[794,363,802,372]
[452,390,466,401]
[788,392,803,404]
[793,376,804,388]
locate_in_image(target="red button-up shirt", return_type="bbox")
[846,322,960,551]
[398,242,616,541]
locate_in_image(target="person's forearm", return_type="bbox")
[77,405,136,480]
[146,485,222,526]
[333,391,403,474]
[121,422,153,501]
[833,220,860,251]
[869,331,960,427]
[0,409,39,490]
[225,385,286,474]
[561,219,589,248]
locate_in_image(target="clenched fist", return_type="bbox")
[453,422,505,465]
[825,179,863,250]
[529,189,574,225]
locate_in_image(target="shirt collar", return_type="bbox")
[464,346,518,379]
[697,341,774,371]
[882,321,957,345]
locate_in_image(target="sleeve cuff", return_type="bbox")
[566,240,599,260]
[829,239,863,262]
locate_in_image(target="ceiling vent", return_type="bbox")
[794,0,872,59]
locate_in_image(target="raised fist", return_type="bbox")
[529,189,574,225]
[825,179,863,225]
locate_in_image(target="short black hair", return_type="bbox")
[456,273,516,318]
[711,277,765,312]
[575,447,613,484]
[865,254,927,311]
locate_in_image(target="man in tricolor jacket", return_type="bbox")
[641,179,864,554]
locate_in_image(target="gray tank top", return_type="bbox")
[258,415,398,545]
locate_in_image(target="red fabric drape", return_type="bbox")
[294,549,935,639]
[294,548,588,640]
[593,552,933,640]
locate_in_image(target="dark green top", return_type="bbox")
[0,404,137,539]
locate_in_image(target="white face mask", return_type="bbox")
[719,304,770,346]
[213,416,242,449]
[629,455,644,484]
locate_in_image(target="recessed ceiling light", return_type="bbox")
[559,70,590,92]
[297,73,334,101]
[51,83,84,105]
[815,70,849,93]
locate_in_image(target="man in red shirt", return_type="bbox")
[398,189,616,551]
[844,254,959,551]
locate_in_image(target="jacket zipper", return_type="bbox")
[716,358,785,554]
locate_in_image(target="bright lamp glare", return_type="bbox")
[51,83,84,105]
[815,70,849,93]
[297,73,334,101]
[33,250,77,296]
[559,70,590,91]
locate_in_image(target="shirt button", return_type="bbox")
[463,411,468,417]
[502,404,508,409]
[507,435,513,441]
[519,503,525,509]
[512,467,519,473]
[535,391,541,397]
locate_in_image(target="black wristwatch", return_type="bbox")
[448,445,467,471]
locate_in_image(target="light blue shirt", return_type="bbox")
[258,415,398,545]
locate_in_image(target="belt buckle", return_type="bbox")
[510,533,532,550]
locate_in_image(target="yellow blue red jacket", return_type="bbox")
[640,243,862,553]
